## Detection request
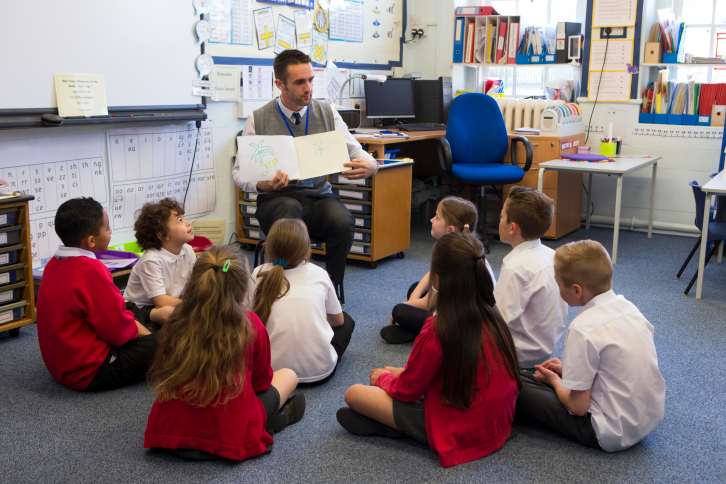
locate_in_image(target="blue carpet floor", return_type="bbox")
[1,223,725,483]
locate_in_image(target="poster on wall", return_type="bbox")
[253,6,276,50]
[295,9,314,49]
[312,29,328,65]
[275,15,296,53]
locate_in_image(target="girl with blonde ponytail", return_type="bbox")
[144,245,304,461]
[251,219,355,384]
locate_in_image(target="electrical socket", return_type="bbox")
[410,15,422,26]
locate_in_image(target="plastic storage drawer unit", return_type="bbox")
[0,207,18,227]
[0,299,27,325]
[0,243,22,266]
[0,262,25,286]
[0,224,22,247]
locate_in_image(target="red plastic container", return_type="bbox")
[189,236,213,253]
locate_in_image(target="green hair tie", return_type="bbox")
[222,259,231,273]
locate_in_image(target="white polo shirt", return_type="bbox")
[493,239,568,368]
[249,261,342,383]
[561,290,665,452]
[123,244,196,307]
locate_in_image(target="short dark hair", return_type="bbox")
[504,186,554,240]
[54,197,105,248]
[134,198,185,251]
[273,49,312,83]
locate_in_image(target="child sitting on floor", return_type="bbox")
[37,197,166,391]
[514,240,666,451]
[124,198,196,330]
[250,218,354,384]
[494,186,568,369]
[380,196,496,344]
[144,245,305,461]
[337,232,521,467]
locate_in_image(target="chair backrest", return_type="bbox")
[690,180,706,231]
[445,93,508,165]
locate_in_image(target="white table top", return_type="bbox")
[702,170,726,194]
[539,155,661,174]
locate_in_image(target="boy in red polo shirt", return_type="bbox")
[37,197,167,391]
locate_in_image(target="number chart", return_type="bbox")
[0,133,109,265]
[106,123,216,231]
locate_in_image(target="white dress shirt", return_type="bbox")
[123,244,196,307]
[561,290,666,452]
[493,239,568,368]
[232,98,376,193]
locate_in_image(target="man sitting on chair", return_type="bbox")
[232,49,378,297]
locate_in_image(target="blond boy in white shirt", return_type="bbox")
[514,240,666,451]
[494,186,568,369]
[123,198,195,330]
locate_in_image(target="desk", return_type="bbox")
[353,130,446,161]
[537,155,661,264]
[695,170,726,299]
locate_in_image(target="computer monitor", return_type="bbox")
[364,78,415,119]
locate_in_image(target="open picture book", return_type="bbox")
[236,130,350,182]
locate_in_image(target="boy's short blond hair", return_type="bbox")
[504,186,554,240]
[554,240,613,295]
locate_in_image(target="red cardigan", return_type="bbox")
[375,317,519,467]
[37,256,138,390]
[144,312,275,461]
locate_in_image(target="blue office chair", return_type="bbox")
[676,181,726,296]
[436,93,533,252]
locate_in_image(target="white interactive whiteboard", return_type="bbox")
[1,0,202,111]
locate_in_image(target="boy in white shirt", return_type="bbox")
[515,240,666,451]
[494,186,567,369]
[124,198,196,330]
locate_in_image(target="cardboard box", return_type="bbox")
[711,105,725,127]
[644,25,663,64]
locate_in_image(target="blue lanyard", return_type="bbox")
[277,102,309,137]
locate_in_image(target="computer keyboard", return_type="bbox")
[397,123,447,132]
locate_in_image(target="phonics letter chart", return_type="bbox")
[106,123,216,231]
[0,134,108,264]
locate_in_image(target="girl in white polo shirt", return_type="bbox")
[250,218,354,384]
[514,240,665,451]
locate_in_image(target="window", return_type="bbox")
[669,0,726,82]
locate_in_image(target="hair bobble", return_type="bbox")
[472,256,482,262]
[273,258,288,269]
[464,224,469,229]
[208,264,221,272]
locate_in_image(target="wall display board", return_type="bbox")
[206,0,404,69]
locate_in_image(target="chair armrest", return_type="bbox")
[510,136,533,172]
[436,136,453,176]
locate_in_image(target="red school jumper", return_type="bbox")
[37,256,138,390]
[144,313,275,461]
[375,317,519,467]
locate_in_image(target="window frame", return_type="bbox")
[671,0,726,82]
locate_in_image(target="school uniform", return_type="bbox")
[37,246,157,391]
[144,312,278,461]
[249,261,354,383]
[123,244,196,326]
[493,239,568,368]
[374,317,519,468]
[515,290,666,451]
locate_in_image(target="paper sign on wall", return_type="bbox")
[253,6,276,49]
[312,29,328,65]
[295,9,313,49]
[210,65,240,101]
[236,130,348,182]
[54,73,108,117]
[275,15,296,54]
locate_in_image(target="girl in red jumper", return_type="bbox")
[337,232,521,467]
[144,245,304,461]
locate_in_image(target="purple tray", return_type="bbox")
[561,153,612,162]
[96,250,139,272]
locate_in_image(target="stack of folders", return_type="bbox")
[516,26,555,64]
[641,76,726,126]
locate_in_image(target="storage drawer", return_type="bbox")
[0,207,18,227]
[333,187,370,201]
[353,231,371,243]
[350,242,371,255]
[0,224,23,247]
[342,201,371,214]
[0,262,24,286]
[0,243,22,266]
[0,281,25,304]
[239,201,257,215]
[243,216,260,227]
[331,174,371,187]
[243,192,258,202]
[0,299,27,325]
[353,214,371,229]
[242,227,261,239]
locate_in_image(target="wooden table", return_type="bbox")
[353,129,446,161]
[695,170,726,299]
[537,155,661,264]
